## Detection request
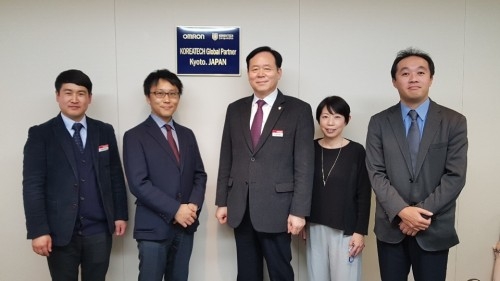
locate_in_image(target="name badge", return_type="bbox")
[98,144,109,152]
[272,130,283,137]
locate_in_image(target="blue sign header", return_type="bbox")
[177,26,240,76]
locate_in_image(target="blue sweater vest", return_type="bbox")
[72,141,108,236]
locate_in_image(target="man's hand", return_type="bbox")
[215,207,228,224]
[287,214,305,235]
[398,206,433,233]
[114,220,127,236]
[187,203,198,212]
[174,204,197,228]
[399,221,419,236]
[32,234,52,257]
[299,227,307,241]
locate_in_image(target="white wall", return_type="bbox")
[1,0,499,280]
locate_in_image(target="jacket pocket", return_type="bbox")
[429,142,447,150]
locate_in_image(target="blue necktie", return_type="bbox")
[72,123,84,153]
[250,100,266,149]
[407,110,420,173]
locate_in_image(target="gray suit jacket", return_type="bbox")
[366,99,468,251]
[216,91,314,233]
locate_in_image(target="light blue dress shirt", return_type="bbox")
[150,113,179,148]
[400,98,430,137]
[61,113,87,148]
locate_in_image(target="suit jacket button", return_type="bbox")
[409,178,414,183]
[250,157,255,162]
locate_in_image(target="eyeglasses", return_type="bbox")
[151,91,180,99]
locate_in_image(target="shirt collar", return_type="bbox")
[150,113,175,130]
[400,98,430,121]
[60,113,87,131]
[252,89,278,106]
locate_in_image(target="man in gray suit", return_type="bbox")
[366,48,468,281]
[215,46,314,281]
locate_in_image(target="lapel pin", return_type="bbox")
[278,106,282,110]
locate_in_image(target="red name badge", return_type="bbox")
[98,144,109,152]
[272,130,283,137]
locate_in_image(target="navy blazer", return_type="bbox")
[216,91,315,233]
[23,114,129,246]
[123,116,207,240]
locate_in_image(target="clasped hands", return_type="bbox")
[174,203,198,228]
[398,206,433,236]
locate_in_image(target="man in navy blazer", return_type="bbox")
[216,46,314,281]
[123,69,207,281]
[366,48,468,281]
[22,69,129,281]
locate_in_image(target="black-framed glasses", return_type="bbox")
[151,91,180,99]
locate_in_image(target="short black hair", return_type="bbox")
[316,96,350,125]
[246,46,283,70]
[391,47,435,79]
[55,69,92,93]
[143,69,183,96]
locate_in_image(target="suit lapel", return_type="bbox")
[52,115,78,179]
[240,96,254,152]
[387,104,414,175]
[415,101,441,177]
[253,91,285,153]
[145,117,180,169]
[173,121,186,172]
[86,118,100,178]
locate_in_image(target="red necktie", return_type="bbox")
[250,100,266,149]
[166,124,180,164]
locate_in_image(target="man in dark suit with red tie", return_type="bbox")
[123,69,207,281]
[215,46,315,281]
[22,69,129,281]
